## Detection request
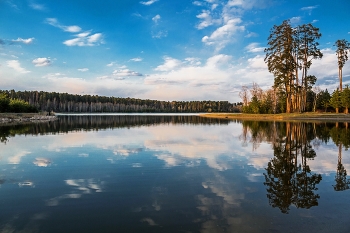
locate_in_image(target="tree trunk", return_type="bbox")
[339,68,343,91]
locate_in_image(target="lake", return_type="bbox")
[0,115,349,233]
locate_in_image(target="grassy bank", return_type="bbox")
[199,112,350,122]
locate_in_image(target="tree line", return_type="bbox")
[0,90,242,113]
[241,19,350,114]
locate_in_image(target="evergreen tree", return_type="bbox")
[334,39,350,91]
[330,89,342,113]
[341,85,350,114]
[297,24,323,112]
[265,20,296,113]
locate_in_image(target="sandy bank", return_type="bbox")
[199,113,350,122]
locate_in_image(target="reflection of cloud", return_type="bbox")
[141,218,158,226]
[33,158,51,167]
[46,178,103,206]
[144,125,235,170]
[132,163,143,168]
[66,179,103,193]
[18,181,35,187]
[78,153,89,157]
[46,193,82,206]
[113,148,143,156]
[8,151,31,164]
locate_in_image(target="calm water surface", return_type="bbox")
[0,115,349,233]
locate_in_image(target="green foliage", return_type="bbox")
[334,39,350,69]
[265,20,322,113]
[8,99,38,113]
[316,89,331,112]
[330,89,342,113]
[341,85,350,113]
[0,93,10,112]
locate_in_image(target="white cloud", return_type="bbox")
[141,52,276,102]
[290,16,301,25]
[7,60,30,73]
[112,69,143,77]
[88,33,102,43]
[130,57,143,62]
[78,68,89,72]
[202,18,245,50]
[226,0,243,7]
[12,37,35,44]
[245,32,258,38]
[29,2,46,11]
[152,30,168,39]
[155,57,182,71]
[301,5,318,15]
[245,43,265,53]
[63,32,103,46]
[196,10,216,29]
[193,1,203,6]
[206,54,232,67]
[140,0,158,5]
[152,14,161,23]
[184,57,201,66]
[106,62,116,67]
[32,57,51,67]
[301,5,318,11]
[45,18,82,33]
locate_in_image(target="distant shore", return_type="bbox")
[2,112,350,126]
[199,113,350,122]
[0,113,57,125]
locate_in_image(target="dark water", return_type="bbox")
[0,115,350,233]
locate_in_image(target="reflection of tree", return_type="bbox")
[0,124,32,144]
[333,145,350,191]
[0,115,230,143]
[264,122,322,213]
[239,121,280,150]
[330,124,350,191]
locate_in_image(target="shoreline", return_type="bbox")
[199,113,350,122]
[2,112,350,125]
[0,113,57,125]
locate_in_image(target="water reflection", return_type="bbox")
[0,116,350,232]
[240,120,350,214]
[0,115,230,143]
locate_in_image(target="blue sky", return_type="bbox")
[1,0,349,102]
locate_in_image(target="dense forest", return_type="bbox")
[0,90,242,113]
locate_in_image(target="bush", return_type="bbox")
[8,99,38,113]
[0,93,10,112]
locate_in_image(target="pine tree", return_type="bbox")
[330,89,342,113]
[334,39,350,91]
